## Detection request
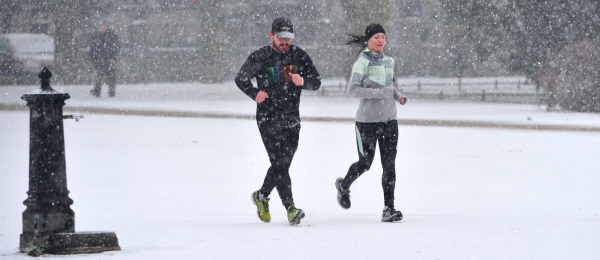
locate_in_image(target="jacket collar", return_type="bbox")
[362,48,384,61]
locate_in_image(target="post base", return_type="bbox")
[23,231,121,254]
[49,231,120,254]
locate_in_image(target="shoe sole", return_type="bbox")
[335,178,350,209]
[289,209,305,226]
[251,192,270,223]
[382,215,403,222]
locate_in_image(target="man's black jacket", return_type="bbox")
[235,45,321,127]
[89,29,120,69]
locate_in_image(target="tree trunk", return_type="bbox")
[52,0,83,84]
[199,1,223,83]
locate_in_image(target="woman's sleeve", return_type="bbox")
[347,60,393,98]
[393,76,404,101]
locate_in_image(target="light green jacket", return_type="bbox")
[347,49,402,123]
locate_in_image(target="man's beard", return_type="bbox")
[273,42,290,52]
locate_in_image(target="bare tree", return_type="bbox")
[339,0,392,36]
[339,0,392,72]
[541,39,600,112]
[199,0,223,83]
[1,0,21,33]
[53,0,84,84]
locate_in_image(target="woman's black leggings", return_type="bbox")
[341,120,398,208]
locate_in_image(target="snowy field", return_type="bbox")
[1,105,599,259]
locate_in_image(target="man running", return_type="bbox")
[235,17,321,225]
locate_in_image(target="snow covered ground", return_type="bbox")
[1,81,600,259]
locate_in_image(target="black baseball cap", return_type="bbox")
[271,17,294,39]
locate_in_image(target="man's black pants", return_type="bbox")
[258,121,300,209]
[341,120,398,208]
[92,66,117,96]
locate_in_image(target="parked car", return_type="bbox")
[0,33,54,84]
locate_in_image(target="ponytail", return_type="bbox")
[346,34,367,54]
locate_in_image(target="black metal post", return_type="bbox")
[19,67,120,255]
[20,68,74,249]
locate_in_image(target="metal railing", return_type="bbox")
[312,77,546,104]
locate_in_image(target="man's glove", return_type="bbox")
[288,72,304,86]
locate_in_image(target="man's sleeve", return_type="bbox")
[298,51,321,91]
[107,32,120,59]
[114,33,121,57]
[235,53,261,100]
[89,35,96,61]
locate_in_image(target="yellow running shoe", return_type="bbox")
[251,190,271,223]
[286,204,305,225]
